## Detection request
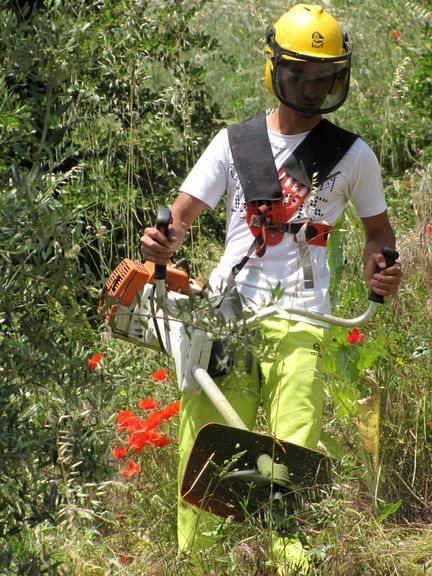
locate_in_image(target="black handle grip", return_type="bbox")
[154,207,172,281]
[368,246,400,304]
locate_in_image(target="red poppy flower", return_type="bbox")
[151,369,168,381]
[117,409,134,423]
[119,459,140,477]
[112,445,127,460]
[88,353,103,369]
[347,328,366,343]
[163,400,181,417]
[428,224,432,233]
[128,428,168,452]
[145,409,167,430]
[128,429,150,452]
[391,30,401,40]
[116,410,139,431]
[150,434,171,447]
[138,397,159,411]
[118,418,141,434]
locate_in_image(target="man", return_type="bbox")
[141,4,402,573]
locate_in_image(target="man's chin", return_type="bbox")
[294,108,320,119]
[287,101,323,118]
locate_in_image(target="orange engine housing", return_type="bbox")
[98,258,195,313]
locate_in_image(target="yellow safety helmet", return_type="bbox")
[264,4,352,115]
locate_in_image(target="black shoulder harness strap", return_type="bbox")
[227,111,358,202]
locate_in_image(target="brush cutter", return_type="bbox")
[100,207,399,523]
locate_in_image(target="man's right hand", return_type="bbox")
[140,226,180,264]
[140,193,209,264]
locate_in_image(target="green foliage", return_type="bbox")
[407,23,432,115]
[0,0,431,574]
[329,0,432,175]
[404,20,432,161]
[0,0,222,573]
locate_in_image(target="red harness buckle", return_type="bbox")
[246,201,285,247]
[297,223,332,247]
[246,200,332,251]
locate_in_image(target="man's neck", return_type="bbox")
[268,106,322,135]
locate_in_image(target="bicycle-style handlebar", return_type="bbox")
[248,246,399,328]
[153,206,399,329]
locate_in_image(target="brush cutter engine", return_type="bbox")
[99,257,213,394]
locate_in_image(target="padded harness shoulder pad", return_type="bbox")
[227,112,358,202]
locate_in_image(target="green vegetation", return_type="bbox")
[0,0,431,574]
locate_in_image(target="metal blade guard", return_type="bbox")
[181,423,331,523]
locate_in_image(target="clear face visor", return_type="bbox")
[267,32,352,115]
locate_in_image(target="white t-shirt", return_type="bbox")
[180,117,387,319]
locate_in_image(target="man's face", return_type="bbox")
[277,61,335,113]
[273,59,349,116]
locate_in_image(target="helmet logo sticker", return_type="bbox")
[312,31,324,48]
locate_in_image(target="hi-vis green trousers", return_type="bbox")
[177,318,327,574]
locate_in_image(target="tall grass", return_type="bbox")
[0,0,430,574]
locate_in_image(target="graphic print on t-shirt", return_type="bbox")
[278,167,310,222]
[229,161,338,225]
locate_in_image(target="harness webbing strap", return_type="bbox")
[228,113,281,202]
[227,112,358,198]
[296,225,315,289]
[284,117,358,189]
[224,112,358,294]
[227,221,332,285]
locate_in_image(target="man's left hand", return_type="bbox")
[365,252,402,297]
